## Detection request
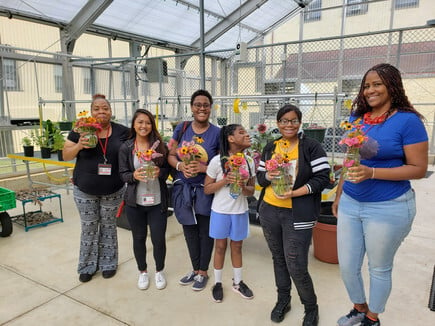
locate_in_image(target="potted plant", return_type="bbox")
[57,120,73,132]
[21,136,34,157]
[52,129,65,161]
[34,130,52,158]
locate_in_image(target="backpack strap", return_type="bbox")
[176,121,192,143]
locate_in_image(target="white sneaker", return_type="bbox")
[155,271,167,290]
[138,272,149,290]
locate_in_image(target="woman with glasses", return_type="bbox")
[256,104,330,325]
[168,89,221,292]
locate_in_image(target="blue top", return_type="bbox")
[172,122,221,184]
[343,112,428,202]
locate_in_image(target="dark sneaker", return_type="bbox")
[212,282,223,302]
[79,273,93,283]
[337,308,366,326]
[271,299,291,323]
[360,316,381,326]
[102,269,116,279]
[232,280,254,299]
[303,305,319,326]
[192,274,208,291]
[179,271,196,285]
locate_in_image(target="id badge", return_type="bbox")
[98,163,112,175]
[140,194,156,205]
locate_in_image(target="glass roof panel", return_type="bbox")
[0,0,302,51]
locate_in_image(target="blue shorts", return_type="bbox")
[209,210,249,241]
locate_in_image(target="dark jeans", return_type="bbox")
[259,202,317,308]
[125,204,167,272]
[183,214,214,272]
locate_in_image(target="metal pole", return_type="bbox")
[199,0,205,89]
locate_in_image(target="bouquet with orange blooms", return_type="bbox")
[135,140,163,180]
[74,110,102,148]
[225,153,249,199]
[177,136,208,177]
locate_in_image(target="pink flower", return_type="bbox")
[265,159,279,171]
[257,123,267,134]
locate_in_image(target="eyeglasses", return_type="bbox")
[278,118,300,126]
[192,103,211,109]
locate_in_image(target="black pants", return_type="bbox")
[259,201,317,308]
[182,214,214,272]
[125,204,167,272]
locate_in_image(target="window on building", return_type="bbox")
[83,68,92,94]
[395,0,419,9]
[54,65,62,93]
[346,0,368,17]
[2,59,20,91]
[304,0,322,23]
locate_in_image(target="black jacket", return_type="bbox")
[256,132,330,230]
[118,138,170,214]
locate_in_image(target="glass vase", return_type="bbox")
[141,160,156,181]
[229,169,242,199]
[342,150,360,182]
[271,166,293,197]
[82,132,98,148]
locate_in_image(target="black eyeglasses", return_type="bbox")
[192,103,211,109]
[278,118,300,126]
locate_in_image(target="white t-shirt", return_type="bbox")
[207,154,255,214]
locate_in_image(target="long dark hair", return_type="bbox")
[219,124,241,174]
[129,109,167,165]
[352,63,424,120]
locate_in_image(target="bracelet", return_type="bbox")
[371,167,375,179]
[176,161,182,171]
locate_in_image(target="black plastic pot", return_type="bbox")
[23,146,34,157]
[318,201,337,225]
[40,147,52,159]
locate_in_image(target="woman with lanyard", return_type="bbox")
[63,93,129,283]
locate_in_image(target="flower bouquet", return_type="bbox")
[225,153,249,199]
[74,110,102,148]
[135,140,163,181]
[265,153,294,196]
[249,123,280,170]
[339,120,368,181]
[177,136,208,178]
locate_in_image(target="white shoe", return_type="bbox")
[138,272,149,290]
[155,271,167,290]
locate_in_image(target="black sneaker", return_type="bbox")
[79,273,93,283]
[360,316,381,326]
[102,269,116,279]
[232,280,254,299]
[303,304,319,326]
[271,298,291,323]
[212,282,223,303]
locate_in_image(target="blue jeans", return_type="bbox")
[337,189,416,313]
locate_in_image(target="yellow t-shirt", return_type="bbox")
[263,139,298,209]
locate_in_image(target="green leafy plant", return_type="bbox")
[52,129,66,151]
[21,136,33,147]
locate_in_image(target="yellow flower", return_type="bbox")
[194,136,204,144]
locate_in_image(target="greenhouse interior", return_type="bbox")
[0,0,434,325]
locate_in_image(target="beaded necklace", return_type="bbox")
[363,111,388,125]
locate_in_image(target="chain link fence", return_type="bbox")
[1,26,434,160]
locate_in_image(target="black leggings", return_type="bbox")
[125,204,167,272]
[183,214,214,272]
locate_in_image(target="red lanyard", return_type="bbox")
[98,125,111,163]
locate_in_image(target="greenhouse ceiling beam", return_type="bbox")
[191,0,268,49]
[62,0,113,53]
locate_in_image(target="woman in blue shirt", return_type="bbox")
[333,63,428,326]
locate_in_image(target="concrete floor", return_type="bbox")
[1,167,434,325]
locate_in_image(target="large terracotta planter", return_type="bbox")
[312,202,338,264]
